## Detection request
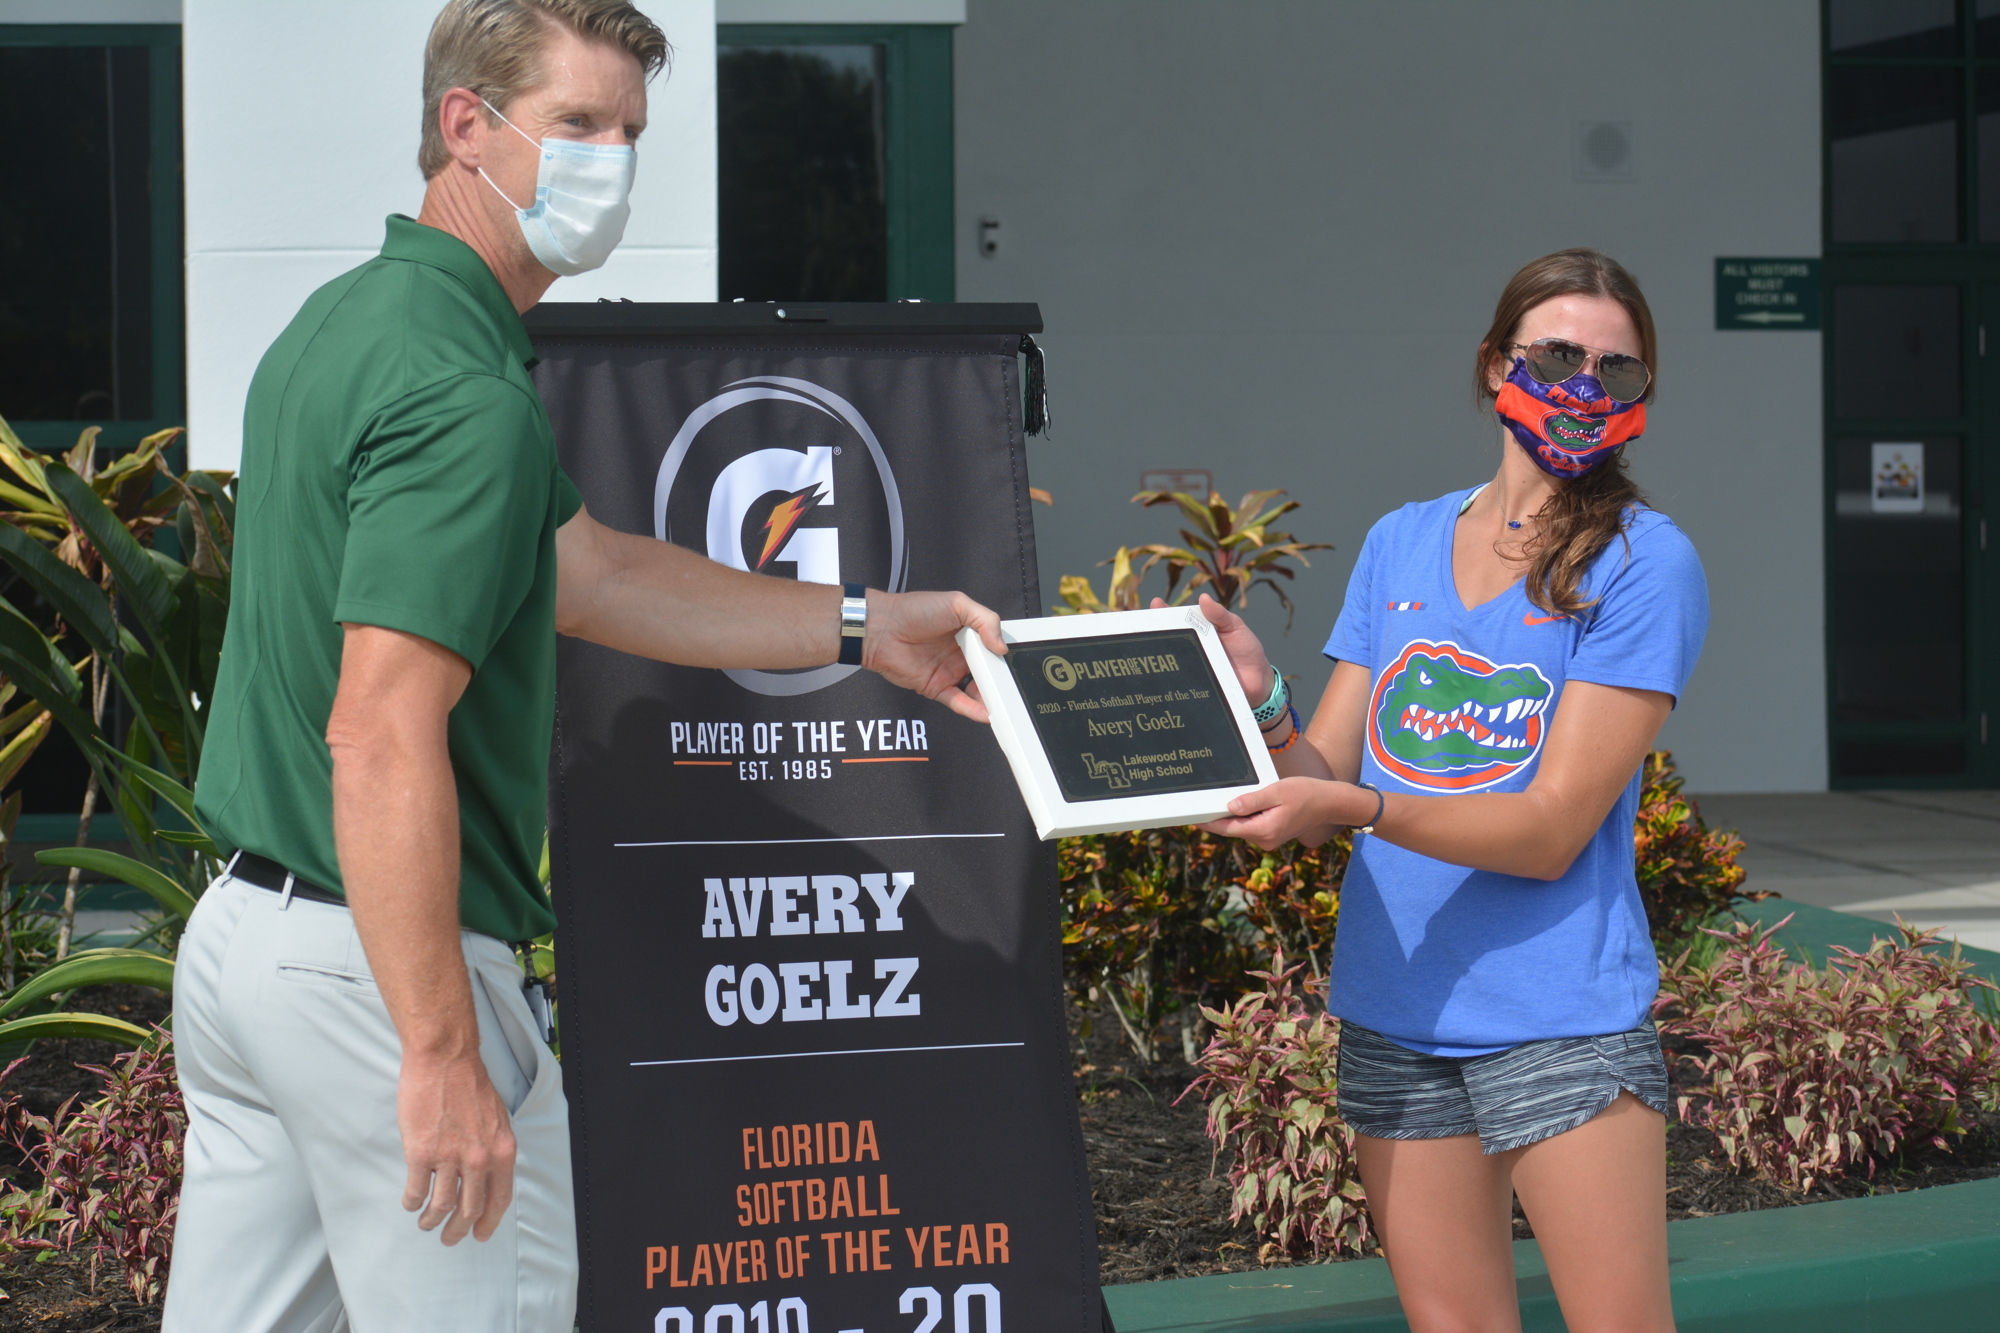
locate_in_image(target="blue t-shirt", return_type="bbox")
[1322,488,1708,1056]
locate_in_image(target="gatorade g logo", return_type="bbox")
[1367,640,1554,791]
[655,376,906,696]
[1042,656,1079,691]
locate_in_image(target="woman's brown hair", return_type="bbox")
[1473,248,1657,618]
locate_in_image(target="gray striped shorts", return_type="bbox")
[1334,1019,1670,1155]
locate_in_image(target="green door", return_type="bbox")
[1822,0,2000,786]
[1825,280,1984,783]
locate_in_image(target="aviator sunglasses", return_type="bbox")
[1509,337,1652,404]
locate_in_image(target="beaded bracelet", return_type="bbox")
[1266,702,1303,752]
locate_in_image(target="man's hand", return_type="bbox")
[329,624,516,1246]
[862,590,1006,722]
[398,1051,518,1245]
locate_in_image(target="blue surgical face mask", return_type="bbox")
[478,99,635,276]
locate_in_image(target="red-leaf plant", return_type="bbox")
[0,1029,185,1304]
[1656,917,2000,1193]
[1180,954,1373,1262]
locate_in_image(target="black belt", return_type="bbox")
[230,852,347,907]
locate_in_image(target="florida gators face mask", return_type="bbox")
[1494,357,1647,478]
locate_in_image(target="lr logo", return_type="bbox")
[1080,753,1130,790]
[1042,655,1079,691]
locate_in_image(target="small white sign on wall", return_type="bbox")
[1871,442,1924,514]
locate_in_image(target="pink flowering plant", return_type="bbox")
[1181,954,1372,1262]
[1656,916,2000,1193]
[0,1030,184,1304]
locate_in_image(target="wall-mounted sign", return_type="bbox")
[1140,467,1212,497]
[1871,442,1924,513]
[1715,258,1820,330]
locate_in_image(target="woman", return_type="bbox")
[1193,249,1706,1332]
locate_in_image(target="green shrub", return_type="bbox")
[1181,954,1371,1262]
[1635,750,1761,946]
[1059,829,1346,1062]
[1656,916,2000,1192]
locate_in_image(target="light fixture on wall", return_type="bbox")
[979,216,1000,257]
[1574,120,1634,182]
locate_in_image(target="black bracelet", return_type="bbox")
[1356,782,1385,834]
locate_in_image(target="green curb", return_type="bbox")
[1729,897,2000,985]
[1102,1175,2000,1332]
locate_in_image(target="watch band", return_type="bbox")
[1252,669,1291,727]
[839,583,867,665]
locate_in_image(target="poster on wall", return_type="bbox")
[1871,442,1924,514]
[527,304,1103,1333]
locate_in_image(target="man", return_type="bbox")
[166,3,1004,1328]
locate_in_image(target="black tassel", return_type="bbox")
[1021,334,1050,436]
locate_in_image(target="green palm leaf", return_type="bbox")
[34,847,197,922]
[0,1012,154,1049]
[0,949,173,1021]
[0,522,120,659]
[42,463,176,642]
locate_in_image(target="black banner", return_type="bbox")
[530,312,1101,1333]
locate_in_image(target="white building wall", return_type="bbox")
[955,0,1825,793]
[183,0,718,473]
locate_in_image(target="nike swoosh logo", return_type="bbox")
[1522,614,1566,626]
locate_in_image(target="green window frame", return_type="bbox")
[717,22,955,302]
[0,23,184,455]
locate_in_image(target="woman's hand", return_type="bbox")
[1200,776,1367,850]
[1151,593,1275,705]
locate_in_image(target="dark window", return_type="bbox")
[1829,65,1962,244]
[1834,740,1967,776]
[1830,0,1960,58]
[1830,435,1965,726]
[1831,285,1962,419]
[0,45,159,422]
[1979,0,2000,55]
[718,44,887,302]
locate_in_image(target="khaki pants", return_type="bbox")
[164,873,576,1332]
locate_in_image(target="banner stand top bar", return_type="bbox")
[523,300,1043,338]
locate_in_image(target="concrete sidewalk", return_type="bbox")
[1693,791,2000,954]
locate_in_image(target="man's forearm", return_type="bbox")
[557,516,841,667]
[331,713,478,1059]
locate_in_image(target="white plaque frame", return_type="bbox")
[957,605,1280,840]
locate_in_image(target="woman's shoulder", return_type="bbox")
[1365,487,1482,543]
[1617,505,1701,563]
[1589,504,1706,592]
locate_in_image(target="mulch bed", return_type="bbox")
[1075,999,2000,1286]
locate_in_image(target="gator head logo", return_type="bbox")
[1544,411,1603,446]
[1368,641,1554,791]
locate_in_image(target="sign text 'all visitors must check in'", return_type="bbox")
[1714,258,1820,330]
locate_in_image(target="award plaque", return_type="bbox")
[959,606,1280,839]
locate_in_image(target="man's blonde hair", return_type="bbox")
[420,0,670,178]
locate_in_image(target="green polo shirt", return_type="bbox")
[196,215,580,941]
